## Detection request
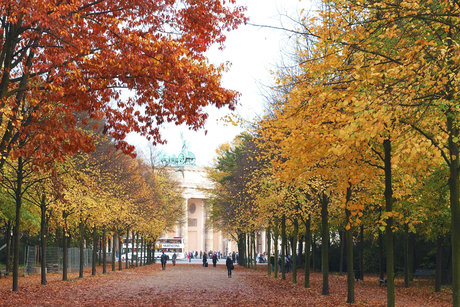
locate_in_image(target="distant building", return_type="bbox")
[159,138,238,255]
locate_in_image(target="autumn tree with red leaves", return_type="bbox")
[0,0,247,166]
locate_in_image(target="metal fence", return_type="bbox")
[24,246,92,275]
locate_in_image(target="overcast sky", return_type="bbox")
[128,0,312,166]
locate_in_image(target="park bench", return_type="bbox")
[378,273,396,286]
[413,269,435,279]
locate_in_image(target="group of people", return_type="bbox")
[185,250,229,260]
[201,252,219,267]
[201,252,235,277]
[160,251,235,278]
[270,254,295,273]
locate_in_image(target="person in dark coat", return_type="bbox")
[202,253,207,267]
[160,251,167,270]
[212,253,218,267]
[226,256,234,278]
[172,252,177,266]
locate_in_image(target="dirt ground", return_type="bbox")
[0,263,453,306]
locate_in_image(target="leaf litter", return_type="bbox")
[0,264,452,306]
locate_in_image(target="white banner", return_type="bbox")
[159,243,183,248]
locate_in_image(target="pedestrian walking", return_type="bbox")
[226,256,234,278]
[202,253,208,267]
[212,253,218,267]
[285,255,290,273]
[172,252,177,266]
[278,256,282,273]
[161,251,167,270]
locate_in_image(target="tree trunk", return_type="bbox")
[238,232,245,267]
[267,226,271,276]
[253,232,257,271]
[79,220,84,279]
[293,218,298,284]
[142,236,146,266]
[102,227,107,274]
[112,233,116,272]
[346,186,354,303]
[379,229,384,280]
[92,227,97,276]
[321,192,330,295]
[304,217,311,288]
[118,235,123,271]
[384,138,395,307]
[135,232,139,268]
[247,233,251,269]
[447,112,460,307]
[40,195,47,285]
[281,215,286,280]
[98,236,101,266]
[274,223,279,279]
[436,234,443,292]
[404,223,409,288]
[125,229,129,269]
[360,224,364,281]
[12,156,23,291]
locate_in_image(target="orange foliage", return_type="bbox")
[0,0,247,165]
